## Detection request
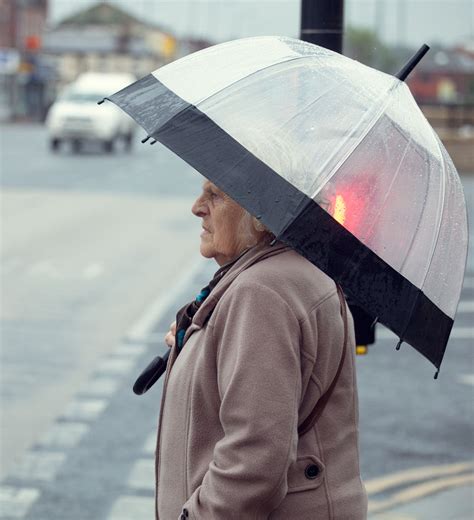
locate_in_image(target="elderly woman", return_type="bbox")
[157,180,367,520]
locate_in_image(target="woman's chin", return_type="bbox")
[199,242,215,259]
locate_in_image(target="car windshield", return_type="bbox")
[60,90,104,103]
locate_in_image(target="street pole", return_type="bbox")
[300,0,376,351]
[300,0,344,53]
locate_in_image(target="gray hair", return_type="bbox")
[237,209,275,248]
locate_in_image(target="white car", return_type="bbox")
[46,72,137,153]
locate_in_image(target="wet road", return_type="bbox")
[1,123,203,479]
[0,123,473,519]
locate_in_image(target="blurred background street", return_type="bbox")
[1,1,473,519]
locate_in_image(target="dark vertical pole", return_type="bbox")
[300,0,344,53]
[300,1,376,350]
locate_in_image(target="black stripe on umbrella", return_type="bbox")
[106,73,190,136]
[105,77,453,371]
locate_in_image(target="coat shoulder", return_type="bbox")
[233,249,337,320]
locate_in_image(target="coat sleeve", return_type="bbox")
[182,281,303,520]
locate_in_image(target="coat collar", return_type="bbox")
[182,241,292,344]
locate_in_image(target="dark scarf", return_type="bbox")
[133,243,279,394]
[133,247,254,394]
[174,247,251,353]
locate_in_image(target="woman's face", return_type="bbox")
[191,181,250,266]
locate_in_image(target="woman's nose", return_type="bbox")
[192,196,207,217]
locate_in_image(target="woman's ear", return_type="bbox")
[252,217,266,233]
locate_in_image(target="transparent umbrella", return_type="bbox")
[101,36,468,377]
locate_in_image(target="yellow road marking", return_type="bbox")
[365,461,474,495]
[369,513,416,520]
[368,474,474,514]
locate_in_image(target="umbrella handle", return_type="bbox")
[133,349,170,395]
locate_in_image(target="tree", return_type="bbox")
[344,26,399,74]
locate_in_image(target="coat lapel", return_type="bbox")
[182,241,292,345]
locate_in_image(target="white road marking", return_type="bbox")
[457,374,474,386]
[9,452,66,482]
[95,357,137,375]
[368,513,416,520]
[77,377,121,397]
[126,459,155,492]
[106,495,154,520]
[0,254,207,513]
[83,263,104,279]
[36,422,89,449]
[131,332,170,345]
[114,343,148,358]
[463,276,474,289]
[143,433,156,455]
[368,474,474,514]
[27,260,63,279]
[457,300,474,313]
[125,332,170,347]
[376,326,473,340]
[365,461,474,495]
[61,399,108,422]
[0,486,40,518]
[126,255,207,342]
[441,327,473,340]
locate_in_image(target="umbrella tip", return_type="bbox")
[434,369,440,380]
[395,339,403,351]
[97,98,106,105]
[141,136,151,143]
[395,44,430,82]
[150,139,157,145]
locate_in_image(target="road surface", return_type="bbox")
[1,124,472,519]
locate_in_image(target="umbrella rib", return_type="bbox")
[390,135,429,343]
[385,129,447,355]
[148,55,311,138]
[274,88,399,240]
[361,134,413,247]
[192,55,314,107]
[308,80,399,200]
[279,84,336,140]
[419,131,447,290]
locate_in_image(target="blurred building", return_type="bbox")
[0,0,49,121]
[177,36,215,59]
[42,2,177,88]
[407,43,474,173]
[407,44,474,104]
[0,0,47,49]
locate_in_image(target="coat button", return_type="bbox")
[305,463,320,479]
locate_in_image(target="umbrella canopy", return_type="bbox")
[102,36,468,373]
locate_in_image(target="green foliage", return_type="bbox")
[344,26,399,74]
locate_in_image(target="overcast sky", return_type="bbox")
[49,0,473,49]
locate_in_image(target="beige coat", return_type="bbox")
[155,242,367,520]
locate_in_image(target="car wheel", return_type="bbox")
[71,140,82,154]
[103,140,114,153]
[124,133,133,152]
[50,138,61,152]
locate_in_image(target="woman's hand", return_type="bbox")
[165,321,176,348]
